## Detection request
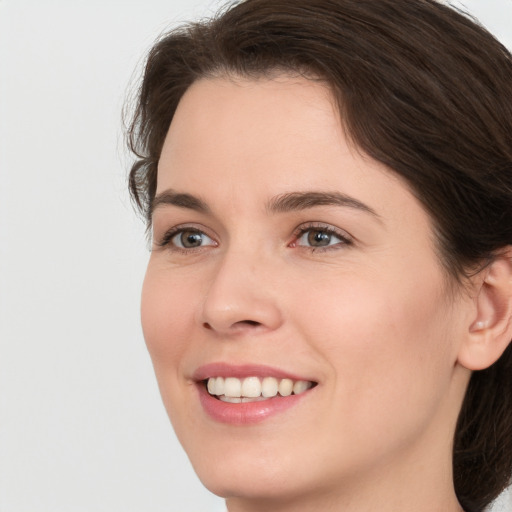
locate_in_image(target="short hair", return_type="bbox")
[125,1,512,510]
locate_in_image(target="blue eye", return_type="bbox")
[171,229,215,249]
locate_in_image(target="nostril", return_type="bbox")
[201,319,263,332]
[239,320,261,327]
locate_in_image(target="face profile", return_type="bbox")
[143,76,480,510]
[126,1,512,511]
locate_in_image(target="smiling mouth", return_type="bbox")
[205,376,317,403]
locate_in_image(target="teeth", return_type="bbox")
[241,376,261,398]
[219,396,268,403]
[293,380,312,395]
[278,378,294,397]
[220,396,242,403]
[261,377,279,397]
[215,377,225,395]
[224,377,242,398]
[208,376,224,396]
[206,376,314,399]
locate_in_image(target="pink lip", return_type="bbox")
[193,362,312,381]
[193,362,316,425]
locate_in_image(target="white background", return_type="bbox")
[0,1,511,511]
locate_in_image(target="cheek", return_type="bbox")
[140,267,197,370]
[140,267,205,432]
[297,267,456,421]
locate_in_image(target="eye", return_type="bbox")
[293,224,353,250]
[171,229,215,249]
[298,229,339,247]
[156,226,217,251]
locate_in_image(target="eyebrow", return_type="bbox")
[150,188,379,220]
[150,189,211,218]
[266,191,379,218]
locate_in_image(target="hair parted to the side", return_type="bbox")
[125,1,512,510]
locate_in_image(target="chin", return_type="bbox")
[177,429,313,500]
[195,459,311,502]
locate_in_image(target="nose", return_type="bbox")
[198,248,283,336]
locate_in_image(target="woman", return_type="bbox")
[126,1,512,511]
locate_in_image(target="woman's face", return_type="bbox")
[142,76,472,505]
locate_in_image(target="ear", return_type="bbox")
[457,248,512,371]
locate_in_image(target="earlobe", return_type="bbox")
[458,248,512,371]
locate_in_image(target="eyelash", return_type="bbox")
[155,222,353,253]
[156,225,216,254]
[291,222,354,252]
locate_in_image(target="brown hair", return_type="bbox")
[126,1,512,510]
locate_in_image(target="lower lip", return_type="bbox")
[197,384,311,425]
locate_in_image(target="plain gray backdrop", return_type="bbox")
[1,1,511,510]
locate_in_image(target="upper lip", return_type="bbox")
[192,362,317,383]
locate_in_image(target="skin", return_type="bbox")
[141,75,477,512]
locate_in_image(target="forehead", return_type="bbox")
[160,76,340,170]
[157,76,425,229]
[159,75,363,189]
